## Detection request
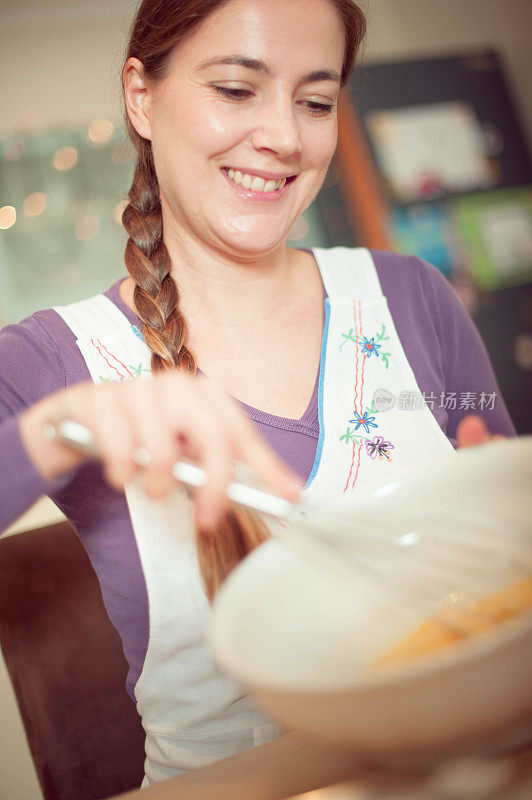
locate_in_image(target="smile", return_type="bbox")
[221,167,297,201]
[225,169,286,192]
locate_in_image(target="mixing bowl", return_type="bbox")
[210,437,532,756]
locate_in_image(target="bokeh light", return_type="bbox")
[75,215,99,240]
[88,119,114,144]
[53,146,79,171]
[0,206,16,230]
[4,140,25,161]
[288,215,310,241]
[23,192,49,218]
[113,199,128,225]
[14,111,36,132]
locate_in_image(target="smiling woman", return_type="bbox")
[120,0,356,266]
[0,0,517,791]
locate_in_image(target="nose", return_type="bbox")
[250,94,303,159]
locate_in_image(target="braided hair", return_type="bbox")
[121,0,367,601]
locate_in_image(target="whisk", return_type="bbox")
[42,417,532,636]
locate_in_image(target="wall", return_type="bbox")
[1,2,531,797]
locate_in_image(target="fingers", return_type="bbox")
[44,371,303,527]
[197,377,304,501]
[154,376,233,527]
[456,414,506,449]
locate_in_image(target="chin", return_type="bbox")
[217,225,290,257]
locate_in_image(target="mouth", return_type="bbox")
[221,167,297,194]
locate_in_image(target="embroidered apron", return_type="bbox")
[53,246,454,785]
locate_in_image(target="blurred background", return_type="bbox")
[1,1,532,797]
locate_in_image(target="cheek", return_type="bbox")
[189,101,248,159]
[302,122,338,169]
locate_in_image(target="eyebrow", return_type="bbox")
[197,55,341,84]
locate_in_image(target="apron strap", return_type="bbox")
[53,294,133,341]
[311,247,383,300]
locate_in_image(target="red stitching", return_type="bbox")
[343,440,357,493]
[352,300,360,412]
[357,300,364,414]
[90,339,128,380]
[359,353,367,417]
[96,338,134,378]
[351,441,363,489]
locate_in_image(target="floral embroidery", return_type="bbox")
[365,435,394,461]
[339,329,357,350]
[340,302,396,494]
[359,336,381,358]
[349,409,378,434]
[340,323,391,369]
[130,362,151,378]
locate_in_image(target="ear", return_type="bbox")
[122,57,153,140]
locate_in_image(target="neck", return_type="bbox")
[162,224,297,328]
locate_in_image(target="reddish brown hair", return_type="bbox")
[121,0,366,601]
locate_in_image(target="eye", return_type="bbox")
[213,86,252,100]
[303,100,335,117]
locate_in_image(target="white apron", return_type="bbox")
[53,246,454,785]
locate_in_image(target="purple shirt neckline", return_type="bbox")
[105,275,323,428]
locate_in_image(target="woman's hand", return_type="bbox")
[19,372,303,529]
[456,414,506,449]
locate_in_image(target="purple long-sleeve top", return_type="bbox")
[0,250,516,700]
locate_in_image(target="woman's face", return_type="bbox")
[127,0,345,258]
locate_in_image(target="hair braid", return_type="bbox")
[122,154,196,373]
[122,144,272,602]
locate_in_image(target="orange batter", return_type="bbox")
[375,577,532,667]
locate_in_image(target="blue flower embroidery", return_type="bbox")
[365,435,394,460]
[349,411,378,434]
[359,336,381,358]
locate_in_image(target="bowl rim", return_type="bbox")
[211,607,532,694]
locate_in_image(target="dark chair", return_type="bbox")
[0,521,145,800]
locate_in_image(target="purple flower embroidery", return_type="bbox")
[359,336,381,358]
[349,411,378,434]
[365,435,394,461]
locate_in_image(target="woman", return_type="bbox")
[0,0,515,785]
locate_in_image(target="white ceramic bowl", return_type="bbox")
[211,437,532,756]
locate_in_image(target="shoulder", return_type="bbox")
[369,249,449,294]
[0,289,116,412]
[1,307,74,360]
[315,246,445,293]
[0,310,70,413]
[369,249,465,325]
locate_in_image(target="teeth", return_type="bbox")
[224,169,288,192]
